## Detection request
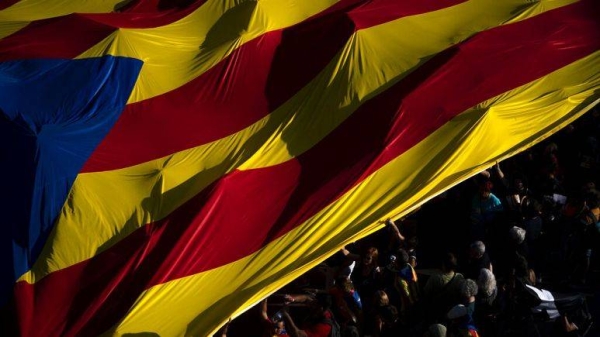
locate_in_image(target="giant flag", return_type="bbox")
[1,0,598,335]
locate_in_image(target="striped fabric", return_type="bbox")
[1,0,598,335]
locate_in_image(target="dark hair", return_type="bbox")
[363,247,379,262]
[442,252,458,271]
[397,249,409,264]
[335,276,354,293]
[379,305,399,324]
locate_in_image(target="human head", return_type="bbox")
[272,320,286,335]
[373,290,390,307]
[460,279,478,298]
[447,304,468,321]
[335,276,354,294]
[478,180,493,198]
[441,252,458,272]
[397,249,409,265]
[362,247,379,266]
[512,173,527,191]
[469,241,485,259]
[425,323,447,337]
[477,268,496,297]
[509,226,526,244]
[379,305,399,325]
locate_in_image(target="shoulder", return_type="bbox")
[427,273,444,283]
[304,313,333,337]
[490,194,502,204]
[453,273,465,283]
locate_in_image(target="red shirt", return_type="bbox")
[303,311,332,337]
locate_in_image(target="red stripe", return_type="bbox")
[80,0,208,29]
[82,0,464,172]
[0,1,208,62]
[113,0,163,13]
[0,0,18,11]
[349,0,465,29]
[0,15,115,62]
[9,1,599,336]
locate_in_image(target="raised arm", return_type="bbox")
[386,218,406,243]
[281,309,308,337]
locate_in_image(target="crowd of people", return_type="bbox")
[219,107,599,337]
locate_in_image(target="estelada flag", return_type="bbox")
[1,0,598,335]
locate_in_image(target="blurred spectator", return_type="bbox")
[281,293,338,337]
[260,299,289,337]
[424,323,447,337]
[347,247,382,311]
[446,304,480,337]
[476,268,498,311]
[423,253,465,324]
[464,241,493,280]
[329,276,362,331]
[460,279,478,317]
[470,179,504,241]
[373,304,401,337]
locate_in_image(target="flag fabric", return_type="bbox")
[1,0,598,335]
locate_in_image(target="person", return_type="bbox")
[464,241,493,280]
[460,279,478,317]
[470,179,504,241]
[363,290,392,336]
[348,246,382,309]
[393,249,420,323]
[423,253,465,324]
[424,323,447,337]
[373,304,401,336]
[505,172,531,215]
[260,298,290,337]
[446,304,480,337]
[521,197,544,270]
[572,189,600,284]
[476,268,498,312]
[281,293,339,337]
[475,269,499,336]
[507,226,529,276]
[328,276,362,331]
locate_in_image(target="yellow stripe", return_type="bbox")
[0,21,28,39]
[19,0,585,284]
[76,0,339,103]
[20,120,277,283]
[236,0,579,169]
[0,0,123,21]
[105,54,599,336]
[76,0,576,104]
